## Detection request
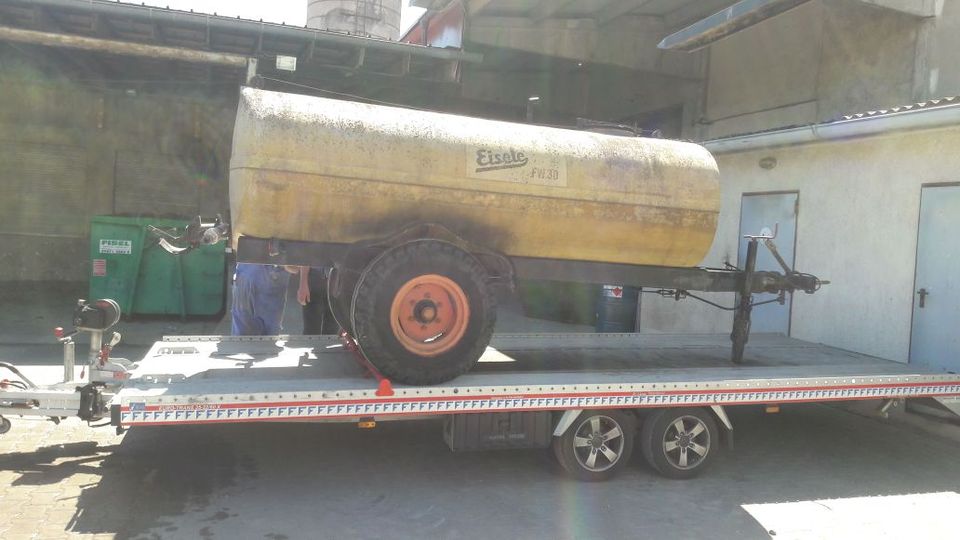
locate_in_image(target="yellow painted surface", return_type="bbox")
[230,89,720,267]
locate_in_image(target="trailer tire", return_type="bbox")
[640,408,718,479]
[350,240,496,385]
[0,416,10,435]
[553,409,635,482]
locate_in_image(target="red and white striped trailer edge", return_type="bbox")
[3,333,960,481]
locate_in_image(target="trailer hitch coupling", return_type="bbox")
[74,298,121,332]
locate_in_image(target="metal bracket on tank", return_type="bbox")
[150,215,228,256]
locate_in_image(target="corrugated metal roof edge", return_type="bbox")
[835,96,960,121]
[704,96,960,153]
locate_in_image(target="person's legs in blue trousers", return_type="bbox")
[231,263,290,336]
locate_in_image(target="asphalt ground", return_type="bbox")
[1,401,958,540]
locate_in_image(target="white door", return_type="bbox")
[910,185,960,373]
[738,193,798,335]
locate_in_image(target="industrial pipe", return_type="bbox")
[0,25,248,67]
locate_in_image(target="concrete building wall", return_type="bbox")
[0,50,235,282]
[640,124,960,363]
[815,0,919,120]
[701,0,926,139]
[462,13,706,134]
[466,15,704,80]
[459,63,697,134]
[923,0,960,98]
[704,1,824,138]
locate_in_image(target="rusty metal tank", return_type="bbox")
[229,88,720,268]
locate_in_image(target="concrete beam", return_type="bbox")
[596,0,657,26]
[529,0,578,23]
[0,25,249,67]
[351,47,366,69]
[857,0,943,17]
[31,5,64,32]
[467,0,497,16]
[411,0,452,9]
[468,16,597,63]
[467,15,703,79]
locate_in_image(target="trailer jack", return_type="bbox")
[877,398,903,419]
[731,227,826,364]
[0,298,132,434]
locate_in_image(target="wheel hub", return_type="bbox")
[573,415,624,473]
[413,300,438,323]
[663,415,711,471]
[389,274,470,357]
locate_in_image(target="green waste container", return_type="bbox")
[517,280,600,326]
[89,216,226,317]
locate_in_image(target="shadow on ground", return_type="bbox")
[1,404,958,539]
[0,427,239,539]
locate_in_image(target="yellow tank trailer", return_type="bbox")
[230,88,722,384]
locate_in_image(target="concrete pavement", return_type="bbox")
[1,404,958,539]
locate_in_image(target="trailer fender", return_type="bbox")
[709,405,734,450]
[358,222,515,288]
[552,409,584,436]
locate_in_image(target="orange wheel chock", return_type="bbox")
[376,379,395,396]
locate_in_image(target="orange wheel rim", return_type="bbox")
[389,274,470,357]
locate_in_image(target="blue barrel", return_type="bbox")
[595,285,640,333]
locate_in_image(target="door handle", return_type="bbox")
[917,288,929,308]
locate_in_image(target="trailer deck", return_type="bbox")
[4,331,959,481]
[111,333,960,428]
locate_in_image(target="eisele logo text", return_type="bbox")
[475,148,529,173]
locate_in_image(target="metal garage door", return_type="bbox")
[910,184,960,373]
[0,141,86,237]
[113,150,200,217]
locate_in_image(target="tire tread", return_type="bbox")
[351,240,496,385]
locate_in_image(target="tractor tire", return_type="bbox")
[350,240,496,385]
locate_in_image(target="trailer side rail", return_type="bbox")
[113,333,960,427]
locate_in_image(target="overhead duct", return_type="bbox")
[658,0,812,51]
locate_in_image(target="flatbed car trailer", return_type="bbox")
[2,318,959,481]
